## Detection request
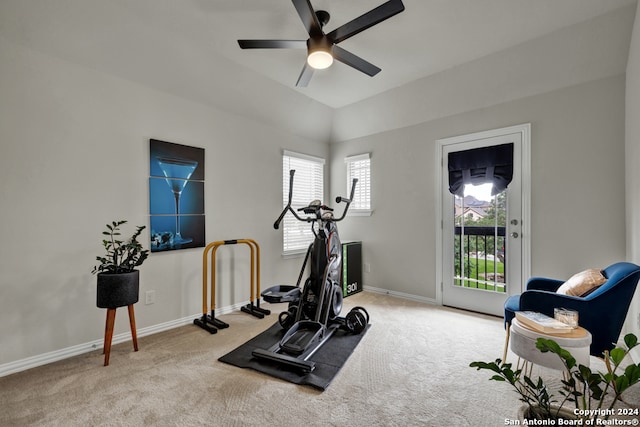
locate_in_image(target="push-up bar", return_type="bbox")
[194,239,270,334]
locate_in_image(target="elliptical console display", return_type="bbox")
[253,170,369,372]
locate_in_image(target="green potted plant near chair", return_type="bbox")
[92,220,149,366]
[470,333,640,423]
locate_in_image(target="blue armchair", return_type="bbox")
[503,262,640,358]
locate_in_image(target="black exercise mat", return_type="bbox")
[218,322,369,391]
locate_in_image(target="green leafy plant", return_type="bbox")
[92,220,149,274]
[469,358,560,420]
[470,333,640,422]
[537,333,640,422]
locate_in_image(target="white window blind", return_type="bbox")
[346,153,371,214]
[282,151,325,254]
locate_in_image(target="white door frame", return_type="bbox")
[435,123,531,311]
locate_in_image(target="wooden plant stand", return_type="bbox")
[103,304,138,366]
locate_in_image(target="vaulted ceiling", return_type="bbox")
[0,0,636,141]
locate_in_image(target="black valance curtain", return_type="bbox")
[448,143,514,197]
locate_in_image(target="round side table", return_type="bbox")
[510,318,592,370]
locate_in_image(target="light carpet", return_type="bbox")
[1,292,637,426]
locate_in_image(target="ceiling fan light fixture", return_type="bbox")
[307,50,333,69]
[307,37,333,70]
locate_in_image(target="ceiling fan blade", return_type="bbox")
[332,45,381,77]
[295,63,314,87]
[327,0,405,44]
[292,0,323,37]
[238,40,307,49]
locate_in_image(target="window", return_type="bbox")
[345,153,372,215]
[282,150,325,254]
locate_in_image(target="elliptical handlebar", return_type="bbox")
[273,170,295,229]
[333,178,358,221]
[272,170,358,229]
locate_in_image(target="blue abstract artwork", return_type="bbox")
[149,139,205,252]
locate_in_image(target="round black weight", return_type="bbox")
[345,308,368,334]
[350,306,369,324]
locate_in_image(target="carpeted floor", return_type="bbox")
[1,292,638,426]
[218,319,369,390]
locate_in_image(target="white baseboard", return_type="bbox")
[363,285,437,305]
[0,300,250,378]
[0,291,435,377]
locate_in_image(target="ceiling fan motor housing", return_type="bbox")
[307,36,334,69]
[307,36,333,54]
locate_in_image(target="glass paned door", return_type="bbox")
[439,125,529,317]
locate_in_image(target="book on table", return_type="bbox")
[515,311,574,334]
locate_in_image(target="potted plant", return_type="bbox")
[92,220,149,308]
[470,333,640,423]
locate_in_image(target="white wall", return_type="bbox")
[0,0,336,144]
[0,35,327,368]
[331,75,626,301]
[331,4,635,143]
[625,2,640,357]
[1,2,637,373]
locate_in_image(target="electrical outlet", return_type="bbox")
[145,290,156,305]
[364,263,371,273]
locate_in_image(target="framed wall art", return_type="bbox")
[149,139,205,252]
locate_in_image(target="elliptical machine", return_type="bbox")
[253,170,369,373]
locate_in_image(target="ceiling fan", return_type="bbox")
[237,0,405,87]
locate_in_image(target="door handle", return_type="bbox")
[510,232,519,238]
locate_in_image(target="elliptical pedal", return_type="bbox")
[280,321,324,355]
